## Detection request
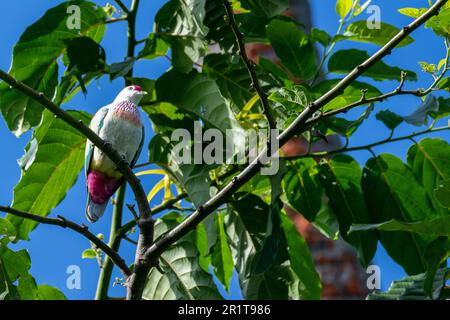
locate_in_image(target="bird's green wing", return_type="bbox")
[131,126,145,168]
[85,106,110,177]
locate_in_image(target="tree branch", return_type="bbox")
[222,0,276,129]
[0,206,131,277]
[283,125,450,160]
[140,0,447,266]
[117,192,188,238]
[114,0,130,14]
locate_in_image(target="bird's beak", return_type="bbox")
[141,91,148,95]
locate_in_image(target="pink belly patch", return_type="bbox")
[87,170,120,204]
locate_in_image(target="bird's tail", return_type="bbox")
[86,195,108,223]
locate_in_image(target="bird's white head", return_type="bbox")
[113,85,147,105]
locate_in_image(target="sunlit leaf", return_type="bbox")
[0,1,105,136]
[8,110,91,240]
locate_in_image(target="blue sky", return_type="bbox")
[0,0,448,299]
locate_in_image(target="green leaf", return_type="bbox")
[81,249,97,259]
[311,79,381,112]
[283,158,323,221]
[423,237,449,297]
[155,0,208,73]
[204,0,235,50]
[8,110,91,240]
[66,37,106,74]
[138,33,169,60]
[253,164,289,275]
[225,193,303,299]
[403,95,439,126]
[269,85,311,113]
[419,61,437,74]
[267,19,317,80]
[143,213,222,300]
[155,70,245,150]
[259,57,291,85]
[0,245,65,300]
[0,0,105,136]
[280,214,321,299]
[311,28,332,47]
[398,8,428,19]
[350,216,450,236]
[240,0,288,18]
[0,247,31,284]
[148,133,216,208]
[426,8,450,38]
[328,49,417,81]
[321,103,374,137]
[0,219,17,240]
[53,72,100,106]
[0,257,17,300]
[338,21,414,47]
[312,199,340,240]
[437,77,450,92]
[203,53,253,109]
[407,138,450,215]
[225,193,267,295]
[375,109,404,130]
[253,198,286,275]
[144,103,193,134]
[317,155,377,267]
[169,37,205,73]
[211,212,234,292]
[362,154,437,275]
[36,284,67,300]
[17,274,39,300]
[336,0,353,18]
[431,97,450,120]
[155,0,209,38]
[194,222,212,272]
[435,179,450,208]
[367,268,447,300]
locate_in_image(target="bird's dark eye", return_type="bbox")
[128,86,133,90]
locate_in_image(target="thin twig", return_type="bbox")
[307,40,450,127]
[123,235,138,245]
[0,206,131,277]
[222,0,276,129]
[114,0,130,14]
[105,16,128,24]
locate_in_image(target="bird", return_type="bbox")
[84,85,147,222]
